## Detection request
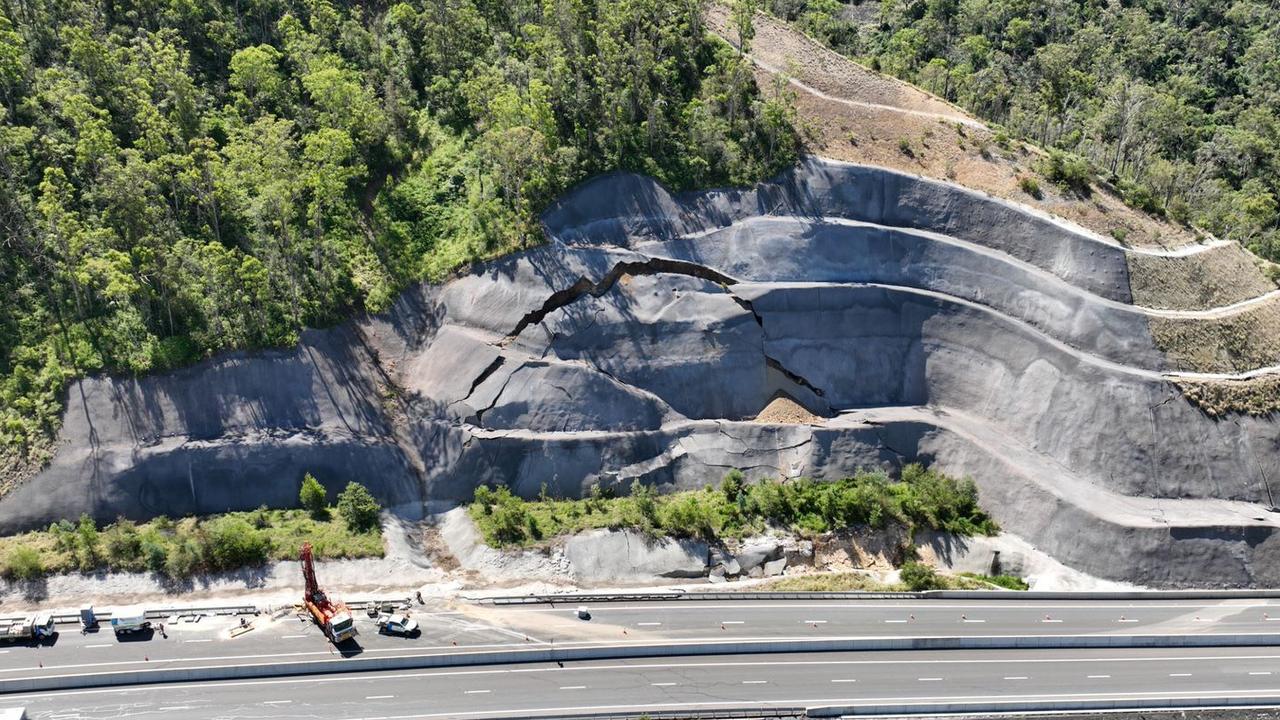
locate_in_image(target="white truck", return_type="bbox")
[0,614,55,643]
[109,606,151,635]
[375,613,419,636]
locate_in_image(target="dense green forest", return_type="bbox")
[0,0,799,469]
[769,0,1280,260]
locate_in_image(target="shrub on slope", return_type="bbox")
[469,464,997,548]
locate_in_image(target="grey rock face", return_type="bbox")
[736,539,784,574]
[564,530,709,583]
[7,157,1280,588]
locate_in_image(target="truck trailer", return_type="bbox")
[0,614,54,643]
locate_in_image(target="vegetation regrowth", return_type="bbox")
[0,483,383,581]
[468,464,997,548]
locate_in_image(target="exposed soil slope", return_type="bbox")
[705,3,1280,404]
[9,158,1280,589]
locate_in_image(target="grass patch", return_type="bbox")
[960,572,1030,590]
[0,506,384,581]
[469,464,997,548]
[755,572,898,592]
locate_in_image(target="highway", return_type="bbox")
[5,597,1280,682]
[479,596,1280,640]
[17,646,1280,719]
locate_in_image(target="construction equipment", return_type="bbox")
[0,614,55,643]
[300,542,357,643]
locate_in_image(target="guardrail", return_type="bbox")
[505,710,805,720]
[481,589,1280,605]
[484,592,921,605]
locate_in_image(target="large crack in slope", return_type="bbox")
[502,257,740,343]
[494,254,831,418]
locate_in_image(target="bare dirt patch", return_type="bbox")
[1129,243,1278,310]
[754,392,825,424]
[708,4,966,120]
[1151,300,1280,373]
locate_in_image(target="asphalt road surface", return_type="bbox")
[17,646,1280,719]
[3,598,1280,683]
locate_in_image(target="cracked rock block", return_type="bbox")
[763,558,788,577]
[565,529,709,584]
[736,539,784,574]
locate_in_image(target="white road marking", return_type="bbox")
[1004,676,1028,680]
[918,677,943,682]
[183,639,212,643]
[560,685,586,690]
[85,644,111,648]
[366,695,395,699]
[262,700,292,705]
[637,622,662,627]
[720,621,744,625]
[1250,671,1273,675]
[281,634,308,639]
[884,619,908,623]
[742,680,767,684]
[1042,619,1063,623]
[1170,673,1192,677]
[831,679,857,683]
[651,682,677,687]
[803,620,827,624]
[158,707,193,712]
[962,619,986,623]
[464,690,491,694]
[1087,675,1111,679]
[1117,619,1139,623]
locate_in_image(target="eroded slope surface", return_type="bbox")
[8,158,1280,588]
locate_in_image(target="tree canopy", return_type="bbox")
[0,0,799,469]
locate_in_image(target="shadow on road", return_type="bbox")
[115,627,156,643]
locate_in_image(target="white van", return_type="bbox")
[110,606,151,635]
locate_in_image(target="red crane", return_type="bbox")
[300,542,357,643]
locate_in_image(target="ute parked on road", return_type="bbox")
[376,613,420,637]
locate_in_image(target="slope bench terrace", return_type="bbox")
[6,157,1280,589]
